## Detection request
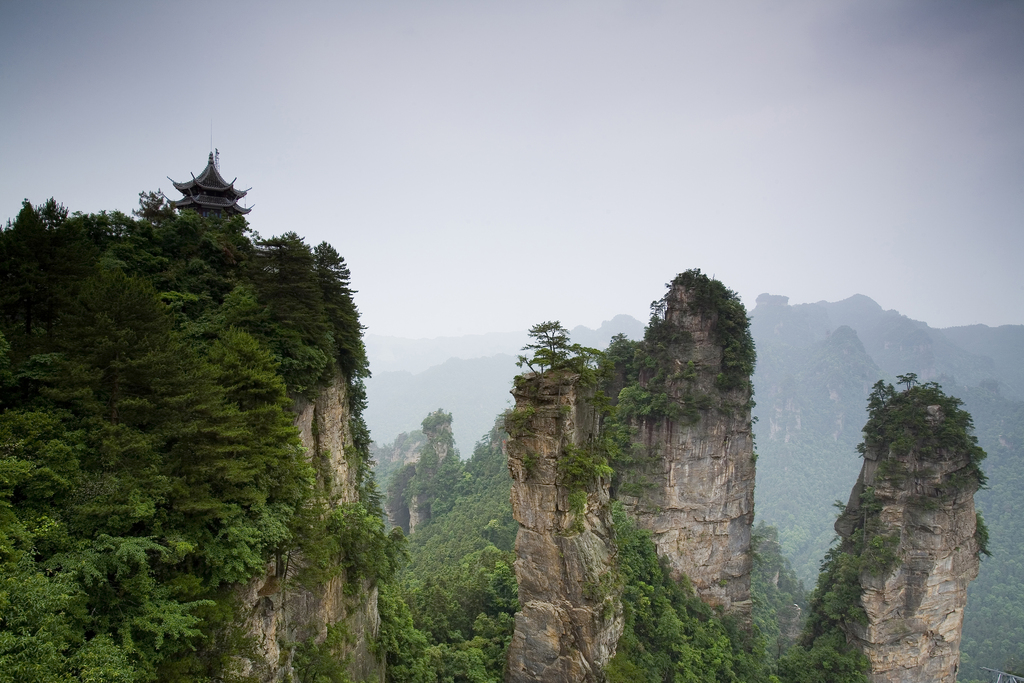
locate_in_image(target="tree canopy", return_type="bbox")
[0,197,390,681]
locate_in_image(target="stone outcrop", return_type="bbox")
[371,430,428,471]
[237,372,384,683]
[835,393,983,683]
[615,272,756,614]
[505,372,623,683]
[385,410,456,534]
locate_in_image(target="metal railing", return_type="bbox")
[982,668,1024,683]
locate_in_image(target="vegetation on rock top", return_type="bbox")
[776,379,988,682]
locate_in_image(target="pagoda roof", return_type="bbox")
[169,152,248,199]
[173,193,252,215]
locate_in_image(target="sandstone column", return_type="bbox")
[505,371,623,683]
[834,387,984,683]
[616,271,756,614]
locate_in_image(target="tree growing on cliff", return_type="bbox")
[516,320,603,383]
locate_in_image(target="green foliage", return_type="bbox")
[247,232,333,396]
[0,556,137,683]
[516,321,605,386]
[557,442,614,530]
[775,631,869,683]
[0,196,388,680]
[374,583,432,683]
[609,503,775,683]
[669,269,756,391]
[313,242,368,383]
[379,419,518,682]
[858,379,987,489]
[751,523,808,661]
[291,622,353,683]
[614,382,682,423]
[326,503,402,591]
[974,511,991,557]
[773,542,871,683]
[0,199,96,347]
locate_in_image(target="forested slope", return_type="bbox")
[0,197,399,682]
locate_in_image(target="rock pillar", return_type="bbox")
[835,397,982,683]
[617,272,756,614]
[505,371,623,683]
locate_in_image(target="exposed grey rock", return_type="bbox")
[836,401,982,683]
[617,276,756,615]
[237,372,384,683]
[505,372,623,683]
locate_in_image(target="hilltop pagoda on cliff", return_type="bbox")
[169,151,251,217]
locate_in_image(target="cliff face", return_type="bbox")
[385,410,456,534]
[372,430,428,471]
[505,372,623,683]
[834,384,984,683]
[615,272,756,614]
[238,372,383,683]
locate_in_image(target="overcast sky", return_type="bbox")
[2,1,1022,338]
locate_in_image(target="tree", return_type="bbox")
[313,241,367,381]
[131,190,175,225]
[517,321,571,373]
[516,321,603,381]
[0,199,95,348]
[250,233,332,394]
[896,373,918,392]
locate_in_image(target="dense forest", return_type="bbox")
[0,197,400,681]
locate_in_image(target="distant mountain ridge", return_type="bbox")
[753,293,1022,399]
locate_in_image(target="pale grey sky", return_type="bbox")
[2,1,1022,337]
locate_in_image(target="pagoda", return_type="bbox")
[169,150,251,217]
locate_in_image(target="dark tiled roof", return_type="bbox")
[173,193,251,215]
[169,152,247,198]
[193,152,231,188]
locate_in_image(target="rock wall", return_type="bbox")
[384,410,456,534]
[505,372,623,683]
[371,430,428,471]
[237,372,384,683]
[616,274,756,614]
[835,401,982,683]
